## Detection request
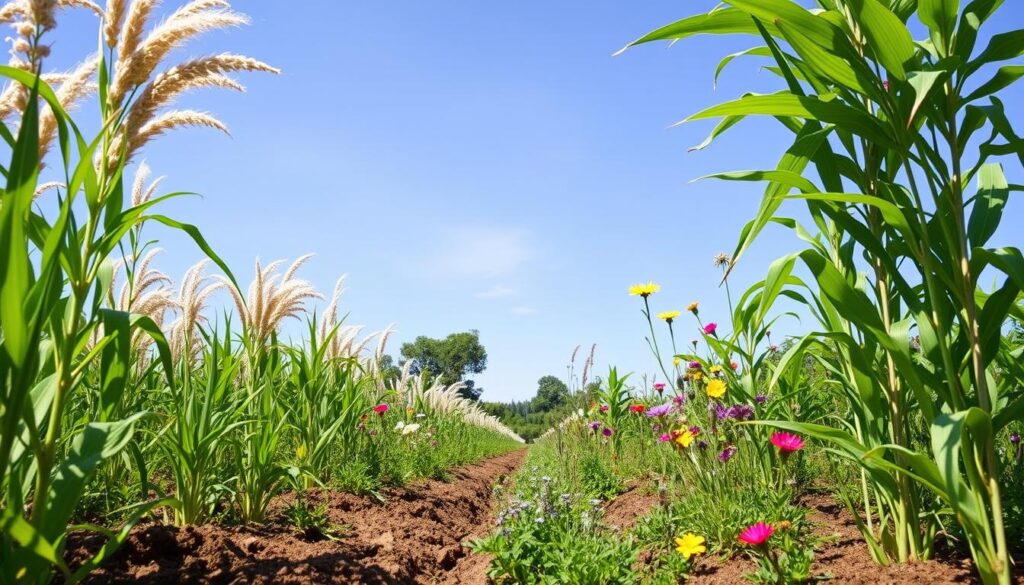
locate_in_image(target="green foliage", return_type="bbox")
[623,1,1024,582]
[400,330,487,400]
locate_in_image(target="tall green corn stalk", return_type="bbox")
[0,55,227,585]
[622,1,1023,583]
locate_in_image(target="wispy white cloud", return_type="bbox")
[510,306,535,316]
[476,284,516,299]
[429,226,533,278]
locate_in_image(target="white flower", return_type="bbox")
[402,423,421,436]
[394,421,406,431]
[415,412,426,419]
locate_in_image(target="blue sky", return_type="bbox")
[46,1,1024,402]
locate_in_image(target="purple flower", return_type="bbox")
[673,395,686,407]
[689,425,701,436]
[712,402,728,419]
[704,322,718,336]
[718,445,737,463]
[688,361,702,370]
[588,421,601,432]
[726,404,755,421]
[651,424,661,433]
[755,394,768,404]
[696,440,709,451]
[1012,433,1021,445]
[602,427,614,437]
[646,403,672,418]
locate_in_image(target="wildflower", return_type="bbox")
[415,412,426,419]
[709,364,723,375]
[674,533,707,559]
[658,310,681,323]
[769,344,779,354]
[395,421,406,431]
[688,361,702,370]
[690,371,704,382]
[588,420,601,432]
[703,322,718,336]
[653,382,666,394]
[738,522,775,547]
[706,379,727,399]
[402,423,421,435]
[777,520,792,531]
[687,301,699,314]
[731,404,755,421]
[713,252,731,268]
[602,427,614,437]
[755,394,768,404]
[696,439,709,450]
[646,403,672,418]
[628,281,660,297]
[718,445,737,463]
[295,443,307,460]
[373,403,389,415]
[629,404,647,414]
[770,432,805,453]
[672,357,682,367]
[651,423,661,433]
[730,361,739,370]
[883,79,891,91]
[675,429,696,448]
[600,404,609,413]
[658,433,672,443]
[673,395,686,406]
[1011,433,1021,445]
[407,407,415,416]
[688,425,701,436]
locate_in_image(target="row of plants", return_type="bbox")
[0,2,522,583]
[613,0,1024,583]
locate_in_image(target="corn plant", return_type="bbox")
[621,1,1023,582]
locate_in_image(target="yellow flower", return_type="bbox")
[709,365,723,374]
[675,429,696,448]
[628,281,661,297]
[687,301,699,313]
[295,443,307,460]
[658,310,682,322]
[673,357,682,367]
[674,533,707,559]
[707,379,727,399]
[690,370,704,382]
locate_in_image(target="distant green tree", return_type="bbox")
[400,330,487,400]
[531,376,570,412]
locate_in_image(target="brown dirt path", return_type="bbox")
[71,449,526,585]
[603,479,660,532]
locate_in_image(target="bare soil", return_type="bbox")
[69,449,525,585]
[603,480,661,531]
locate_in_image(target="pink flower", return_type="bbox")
[653,382,666,394]
[738,522,775,547]
[730,361,739,370]
[373,403,389,415]
[703,322,718,335]
[770,432,805,453]
[658,433,672,443]
[602,427,614,437]
[600,404,609,413]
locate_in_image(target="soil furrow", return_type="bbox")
[71,449,526,585]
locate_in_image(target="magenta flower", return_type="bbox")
[770,432,805,453]
[738,522,775,547]
[672,395,686,406]
[658,433,672,443]
[653,382,666,394]
[602,427,614,437]
[600,404,609,413]
[646,403,672,418]
[703,322,718,335]
[718,445,737,463]
[588,421,600,432]
[687,361,702,370]
[372,403,389,415]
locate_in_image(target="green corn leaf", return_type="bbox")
[694,169,820,193]
[614,7,778,55]
[687,115,744,152]
[684,93,896,148]
[775,19,873,94]
[39,413,147,546]
[967,163,1009,248]
[845,0,918,80]
[906,70,946,127]
[726,0,840,49]
[0,508,70,576]
[964,65,1024,103]
[918,0,960,55]
[714,46,772,88]
[966,29,1024,76]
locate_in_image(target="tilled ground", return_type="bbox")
[69,449,525,585]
